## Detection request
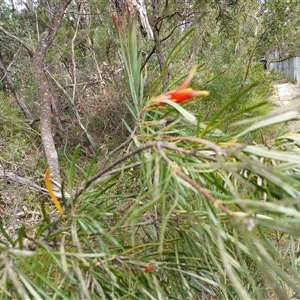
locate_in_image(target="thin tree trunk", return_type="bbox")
[50,93,64,137]
[70,1,97,149]
[32,0,72,185]
[151,0,169,91]
[0,56,33,120]
[10,0,15,11]
[45,69,97,150]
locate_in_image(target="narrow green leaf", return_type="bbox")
[200,82,258,137]
[235,111,298,138]
[69,145,80,196]
[217,233,250,300]
[15,260,69,299]
[243,145,300,165]
[0,222,14,246]
[153,99,196,123]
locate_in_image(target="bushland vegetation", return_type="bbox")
[0,1,300,299]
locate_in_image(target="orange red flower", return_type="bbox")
[150,66,209,106]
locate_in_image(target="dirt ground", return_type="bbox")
[270,81,300,132]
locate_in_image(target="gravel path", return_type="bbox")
[270,82,300,132]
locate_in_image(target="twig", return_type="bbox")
[117,218,159,229]
[70,4,97,149]
[0,54,33,120]
[84,161,143,187]
[77,137,221,199]
[100,123,138,169]
[156,142,232,215]
[116,214,196,230]
[141,45,156,72]
[75,141,157,198]
[162,142,216,160]
[152,0,169,91]
[0,168,69,199]
[0,25,34,57]
[163,135,225,155]
[239,11,282,91]
[45,69,96,149]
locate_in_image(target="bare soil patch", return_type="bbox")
[270,81,300,132]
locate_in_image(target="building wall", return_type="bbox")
[269,56,300,82]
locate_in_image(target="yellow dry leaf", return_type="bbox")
[45,169,64,217]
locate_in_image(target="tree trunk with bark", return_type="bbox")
[32,0,72,185]
[151,0,169,91]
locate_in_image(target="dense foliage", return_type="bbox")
[0,0,300,299]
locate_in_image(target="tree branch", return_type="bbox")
[0,54,33,120]
[156,142,232,215]
[75,141,157,198]
[0,168,68,199]
[0,25,34,57]
[70,3,97,149]
[151,0,169,91]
